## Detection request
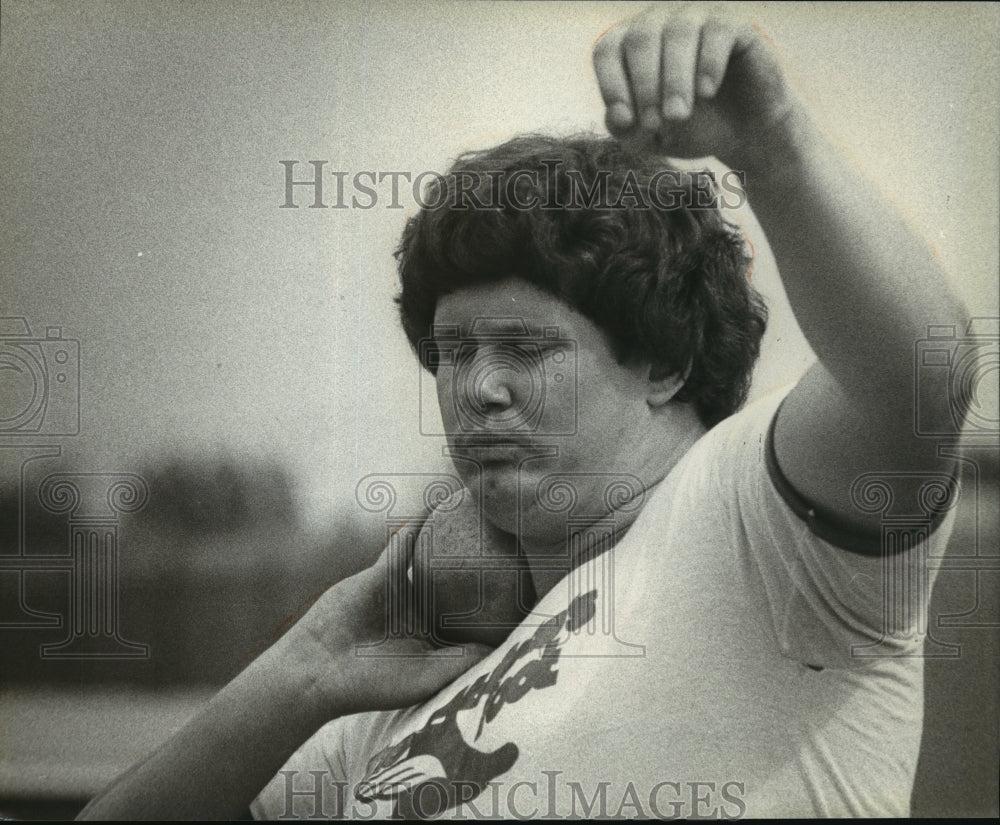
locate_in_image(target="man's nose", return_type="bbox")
[463,345,523,414]
[470,356,515,411]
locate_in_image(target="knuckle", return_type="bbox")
[661,18,701,46]
[621,26,658,53]
[700,16,729,40]
[672,7,705,29]
[738,21,761,42]
[592,31,615,61]
[592,40,617,70]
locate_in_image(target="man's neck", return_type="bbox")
[521,511,640,600]
[521,412,706,601]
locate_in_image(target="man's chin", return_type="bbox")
[480,494,574,549]
[449,460,571,543]
[457,464,524,519]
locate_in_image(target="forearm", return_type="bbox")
[742,103,967,404]
[76,544,487,821]
[77,636,332,821]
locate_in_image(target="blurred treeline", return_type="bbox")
[0,453,384,687]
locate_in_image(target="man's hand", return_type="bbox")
[284,537,494,718]
[78,541,491,820]
[593,4,799,171]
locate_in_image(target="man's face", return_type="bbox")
[433,278,664,545]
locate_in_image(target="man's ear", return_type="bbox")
[646,363,690,409]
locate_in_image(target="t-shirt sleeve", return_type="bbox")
[250,717,353,820]
[708,386,959,670]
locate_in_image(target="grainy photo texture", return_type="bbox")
[1,1,997,819]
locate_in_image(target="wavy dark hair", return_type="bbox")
[395,134,768,429]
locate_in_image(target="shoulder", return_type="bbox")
[657,383,793,505]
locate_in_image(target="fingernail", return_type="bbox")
[662,95,690,120]
[609,102,634,127]
[696,75,717,98]
[640,106,661,131]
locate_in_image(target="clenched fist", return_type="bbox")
[593,4,802,171]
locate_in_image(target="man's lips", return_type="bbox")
[449,433,536,449]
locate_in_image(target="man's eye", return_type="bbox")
[503,342,543,359]
[427,345,456,370]
[535,341,568,358]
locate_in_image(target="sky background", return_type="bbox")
[1,0,997,528]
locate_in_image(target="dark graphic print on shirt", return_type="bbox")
[356,589,598,818]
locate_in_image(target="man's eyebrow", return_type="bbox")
[472,318,565,338]
[519,321,568,340]
[433,323,460,335]
[433,317,568,341]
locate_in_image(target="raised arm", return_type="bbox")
[593,4,967,538]
[77,538,488,820]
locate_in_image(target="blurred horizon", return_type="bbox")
[2,1,996,532]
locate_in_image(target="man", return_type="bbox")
[79,4,966,819]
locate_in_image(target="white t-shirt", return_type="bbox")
[252,388,957,819]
